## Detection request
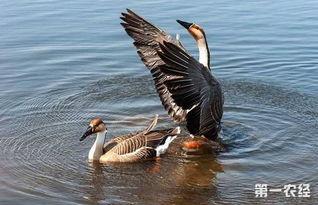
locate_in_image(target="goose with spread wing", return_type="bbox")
[121,9,223,143]
[80,115,180,163]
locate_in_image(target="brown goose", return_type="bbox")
[121,9,223,142]
[80,115,180,163]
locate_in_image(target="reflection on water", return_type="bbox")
[85,156,223,205]
[1,0,318,204]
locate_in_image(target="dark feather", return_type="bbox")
[145,128,176,148]
[121,9,188,122]
[158,41,223,140]
[121,10,223,140]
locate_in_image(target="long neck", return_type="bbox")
[88,131,106,162]
[196,35,210,69]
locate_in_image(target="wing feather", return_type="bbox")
[158,41,223,140]
[121,9,188,121]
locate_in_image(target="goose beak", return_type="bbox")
[80,126,93,141]
[176,20,193,29]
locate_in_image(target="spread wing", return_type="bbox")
[121,9,187,121]
[158,41,224,140]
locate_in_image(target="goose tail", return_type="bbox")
[155,126,180,157]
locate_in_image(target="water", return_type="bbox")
[1,0,318,204]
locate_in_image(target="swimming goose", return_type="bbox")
[80,115,180,163]
[121,9,223,141]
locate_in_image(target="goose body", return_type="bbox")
[121,9,223,141]
[80,115,180,163]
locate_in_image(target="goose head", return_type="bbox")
[176,20,206,41]
[80,118,107,141]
